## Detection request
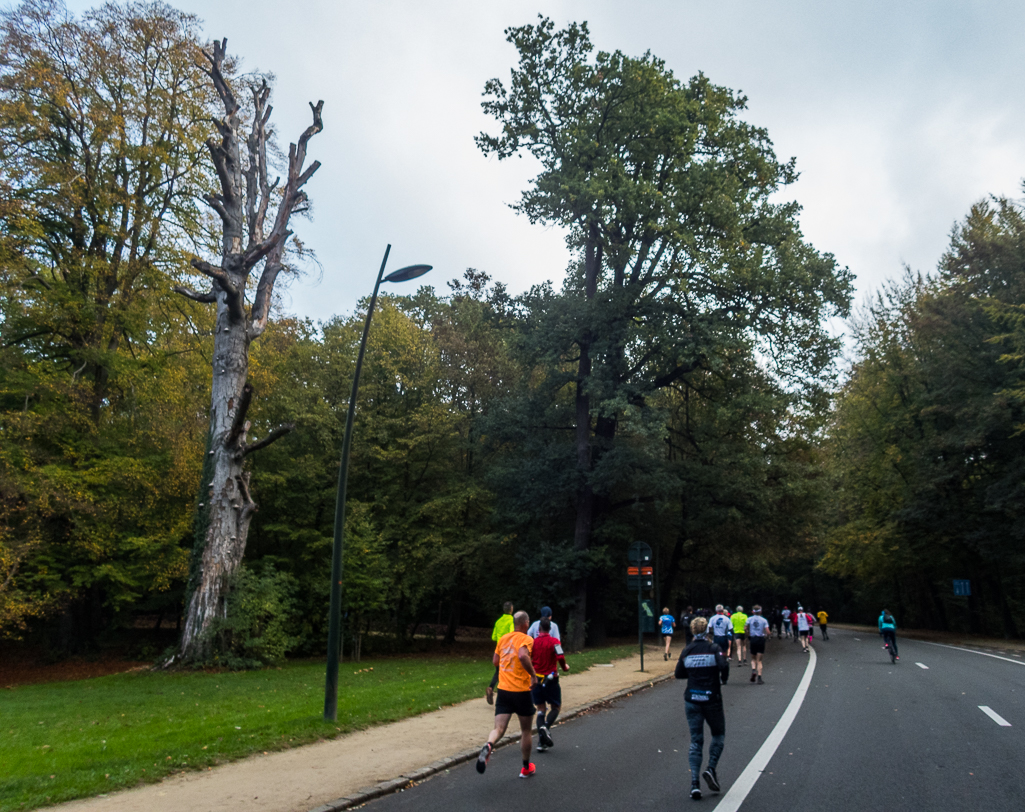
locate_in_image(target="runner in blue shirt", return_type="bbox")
[659,607,676,660]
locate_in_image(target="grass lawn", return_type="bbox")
[0,644,636,811]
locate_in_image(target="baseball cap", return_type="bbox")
[541,606,552,617]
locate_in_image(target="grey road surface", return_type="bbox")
[362,630,1025,811]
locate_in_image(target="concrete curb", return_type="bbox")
[308,670,675,811]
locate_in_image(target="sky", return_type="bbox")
[67,1,1025,333]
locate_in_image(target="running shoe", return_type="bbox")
[539,725,554,748]
[691,784,702,800]
[757,675,764,684]
[750,671,756,682]
[702,767,720,792]
[519,763,536,779]
[476,743,492,774]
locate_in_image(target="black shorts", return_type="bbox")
[495,689,535,718]
[799,629,810,638]
[713,635,730,650]
[749,637,766,655]
[734,633,746,641]
[530,677,562,708]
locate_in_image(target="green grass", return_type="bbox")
[0,644,636,811]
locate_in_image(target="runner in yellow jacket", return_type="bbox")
[486,602,514,704]
[730,606,749,665]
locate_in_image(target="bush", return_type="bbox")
[207,563,300,669]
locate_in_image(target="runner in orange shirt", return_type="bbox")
[477,611,540,778]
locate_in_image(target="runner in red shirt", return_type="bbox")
[530,617,569,751]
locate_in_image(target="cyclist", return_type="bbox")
[878,609,899,661]
[730,605,748,665]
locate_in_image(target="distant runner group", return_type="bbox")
[476,598,832,800]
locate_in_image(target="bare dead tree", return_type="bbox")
[166,39,322,665]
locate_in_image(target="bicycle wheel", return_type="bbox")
[889,644,896,664]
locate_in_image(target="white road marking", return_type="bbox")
[916,663,929,669]
[979,706,1011,726]
[712,648,817,812]
[920,641,1025,667]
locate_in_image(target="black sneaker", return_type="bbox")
[750,671,756,682]
[539,725,554,748]
[702,767,720,792]
[691,784,702,800]
[476,743,491,774]
[757,675,764,684]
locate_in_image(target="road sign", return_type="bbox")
[627,566,653,589]
[953,579,971,597]
[628,541,652,565]
[640,599,656,633]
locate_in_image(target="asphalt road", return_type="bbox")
[363,630,1025,811]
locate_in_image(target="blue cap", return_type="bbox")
[541,606,552,617]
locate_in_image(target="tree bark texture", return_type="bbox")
[167,40,322,665]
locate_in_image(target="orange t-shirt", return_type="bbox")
[495,631,534,692]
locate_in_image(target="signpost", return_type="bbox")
[628,542,653,672]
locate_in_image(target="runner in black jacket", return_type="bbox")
[675,616,730,800]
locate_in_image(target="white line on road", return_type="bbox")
[920,641,1025,667]
[712,648,817,812]
[916,663,929,669]
[979,706,1012,726]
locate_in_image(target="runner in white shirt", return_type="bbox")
[527,606,561,641]
[745,606,770,684]
[781,606,792,639]
[795,606,812,652]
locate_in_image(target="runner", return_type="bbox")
[486,601,515,705]
[781,605,792,639]
[530,617,569,751]
[477,611,540,778]
[680,605,697,645]
[816,608,829,640]
[795,605,812,652]
[708,605,733,659]
[878,608,899,660]
[730,605,748,666]
[770,606,783,639]
[745,605,770,684]
[527,606,561,641]
[659,607,676,660]
[676,616,730,800]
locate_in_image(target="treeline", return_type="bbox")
[822,195,1025,635]
[8,2,1021,663]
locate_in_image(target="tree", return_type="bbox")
[167,39,323,664]
[0,0,218,644]
[478,17,851,647]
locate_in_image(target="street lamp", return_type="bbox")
[324,244,432,721]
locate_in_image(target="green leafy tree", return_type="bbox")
[478,17,851,646]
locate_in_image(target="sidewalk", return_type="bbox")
[55,645,678,812]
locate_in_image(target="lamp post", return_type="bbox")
[324,244,432,721]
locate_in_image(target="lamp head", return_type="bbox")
[384,264,432,283]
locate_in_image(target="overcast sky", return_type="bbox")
[69,1,1025,331]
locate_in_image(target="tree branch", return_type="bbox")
[172,285,217,303]
[190,258,244,322]
[243,423,295,456]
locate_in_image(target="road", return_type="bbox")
[361,629,1025,811]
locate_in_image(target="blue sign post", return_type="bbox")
[953,579,971,597]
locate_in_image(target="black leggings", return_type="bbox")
[882,630,898,656]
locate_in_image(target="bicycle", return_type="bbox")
[881,632,898,664]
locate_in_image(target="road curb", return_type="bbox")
[308,670,675,811]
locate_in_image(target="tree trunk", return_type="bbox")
[176,298,255,663]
